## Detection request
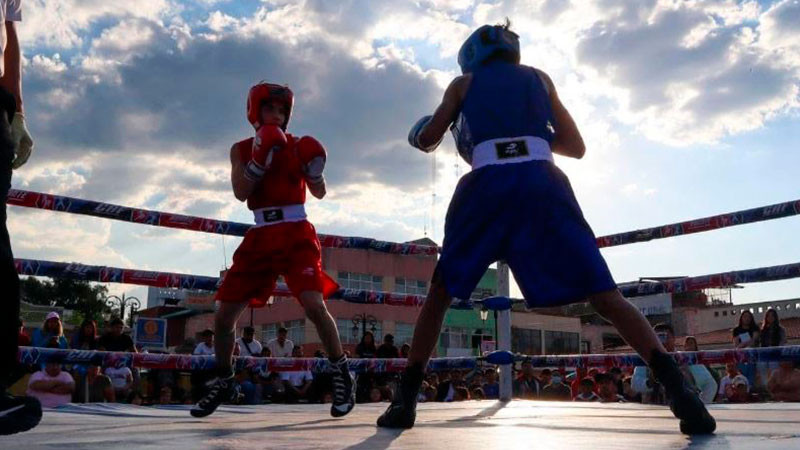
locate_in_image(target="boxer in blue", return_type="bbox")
[377,21,715,435]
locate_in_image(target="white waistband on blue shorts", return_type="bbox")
[470,136,553,171]
[252,204,307,227]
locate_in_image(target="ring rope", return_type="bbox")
[7,189,799,255]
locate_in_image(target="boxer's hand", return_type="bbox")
[11,112,34,169]
[296,136,326,186]
[408,115,441,153]
[245,125,286,181]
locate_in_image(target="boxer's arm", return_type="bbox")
[537,70,585,159]
[230,143,258,202]
[0,20,22,113]
[416,75,470,149]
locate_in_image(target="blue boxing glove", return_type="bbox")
[408,115,442,152]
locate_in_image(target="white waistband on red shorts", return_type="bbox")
[470,135,553,171]
[252,204,307,227]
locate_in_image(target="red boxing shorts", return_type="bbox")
[215,220,339,307]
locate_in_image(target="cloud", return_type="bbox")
[574,1,799,145]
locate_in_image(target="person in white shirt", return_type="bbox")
[281,346,313,402]
[267,327,294,358]
[27,361,74,408]
[193,329,215,356]
[236,326,263,357]
[104,366,133,400]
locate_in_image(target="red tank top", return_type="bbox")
[237,133,307,210]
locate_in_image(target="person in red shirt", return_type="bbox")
[191,82,354,419]
[17,319,30,347]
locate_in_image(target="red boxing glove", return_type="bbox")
[245,125,287,181]
[296,136,327,185]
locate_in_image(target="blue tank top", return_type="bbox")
[451,62,555,164]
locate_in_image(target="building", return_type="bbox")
[173,237,581,357]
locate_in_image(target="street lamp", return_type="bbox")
[351,313,378,341]
[105,294,141,327]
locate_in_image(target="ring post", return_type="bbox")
[497,262,513,402]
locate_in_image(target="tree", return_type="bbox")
[20,277,110,321]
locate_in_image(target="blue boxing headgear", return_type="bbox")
[457,24,520,74]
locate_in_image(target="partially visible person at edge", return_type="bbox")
[190,81,355,419]
[1,3,40,429]
[377,21,715,435]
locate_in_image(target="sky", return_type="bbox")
[8,0,800,307]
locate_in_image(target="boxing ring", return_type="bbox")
[7,190,800,448]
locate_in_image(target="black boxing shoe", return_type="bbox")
[330,355,356,418]
[0,392,42,435]
[190,372,238,418]
[377,365,424,429]
[649,350,716,435]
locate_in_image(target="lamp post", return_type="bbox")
[351,313,378,341]
[105,294,141,327]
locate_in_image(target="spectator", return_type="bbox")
[193,329,215,356]
[26,346,75,408]
[732,310,760,387]
[17,319,30,346]
[482,369,499,400]
[733,310,760,348]
[158,387,173,405]
[622,376,641,403]
[767,361,800,402]
[717,362,746,402]
[74,364,114,403]
[727,375,755,403]
[105,365,133,401]
[539,368,552,388]
[261,372,287,403]
[471,387,485,400]
[400,343,410,358]
[355,331,377,358]
[369,387,383,403]
[542,370,572,401]
[452,386,470,401]
[684,336,699,352]
[236,326,262,358]
[513,361,540,399]
[31,312,68,349]
[595,373,625,403]
[260,347,271,358]
[436,370,467,402]
[235,370,259,405]
[574,378,600,402]
[758,308,787,388]
[609,367,624,397]
[281,346,313,403]
[71,319,99,350]
[633,323,716,404]
[267,327,294,358]
[376,334,400,358]
[98,318,137,353]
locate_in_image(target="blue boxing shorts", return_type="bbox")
[437,160,617,307]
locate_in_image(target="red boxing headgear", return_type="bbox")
[247,82,294,130]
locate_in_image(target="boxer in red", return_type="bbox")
[191,82,355,418]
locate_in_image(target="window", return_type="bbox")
[261,323,278,343]
[545,331,579,354]
[284,319,305,345]
[722,311,727,316]
[731,310,737,315]
[758,307,763,313]
[440,327,471,350]
[580,341,591,354]
[338,272,383,292]
[394,278,427,296]
[512,328,542,355]
[714,312,719,317]
[336,318,360,345]
[470,287,495,300]
[394,323,415,346]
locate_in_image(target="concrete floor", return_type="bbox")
[6,401,800,449]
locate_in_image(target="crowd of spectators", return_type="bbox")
[13,307,800,409]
